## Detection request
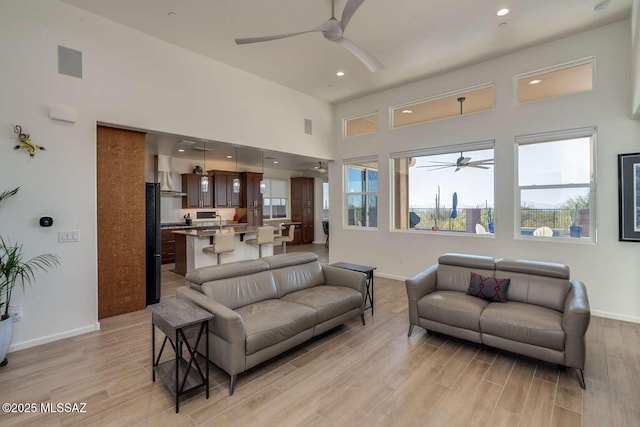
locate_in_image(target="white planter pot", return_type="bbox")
[0,317,13,363]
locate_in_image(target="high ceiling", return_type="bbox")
[62,0,631,104]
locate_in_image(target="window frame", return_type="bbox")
[262,178,289,220]
[390,82,495,130]
[514,127,597,243]
[389,140,496,236]
[343,157,379,229]
[513,57,595,105]
[343,111,379,138]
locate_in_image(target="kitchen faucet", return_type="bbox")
[214,214,223,230]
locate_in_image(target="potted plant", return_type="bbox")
[486,201,494,233]
[0,188,59,366]
[569,204,582,238]
[431,186,441,231]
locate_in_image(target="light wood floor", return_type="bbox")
[2,245,639,426]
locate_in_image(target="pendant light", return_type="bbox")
[259,152,266,194]
[232,147,240,193]
[457,97,465,115]
[201,141,209,193]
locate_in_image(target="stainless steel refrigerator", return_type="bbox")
[145,182,161,305]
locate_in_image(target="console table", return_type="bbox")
[148,299,213,413]
[331,262,376,315]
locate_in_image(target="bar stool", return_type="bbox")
[245,226,274,258]
[274,225,295,254]
[202,232,235,264]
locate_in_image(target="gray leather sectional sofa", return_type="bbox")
[406,253,590,388]
[177,252,367,395]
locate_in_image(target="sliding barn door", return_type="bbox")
[97,126,146,319]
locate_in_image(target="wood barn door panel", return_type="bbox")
[97,126,146,319]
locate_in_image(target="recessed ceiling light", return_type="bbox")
[528,79,542,85]
[496,8,509,16]
[273,160,279,164]
[498,22,508,28]
[336,71,345,77]
[401,109,413,114]
[177,149,185,152]
[226,155,233,159]
[168,11,177,17]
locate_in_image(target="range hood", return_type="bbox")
[157,155,186,196]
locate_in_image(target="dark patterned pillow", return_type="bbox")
[468,272,510,303]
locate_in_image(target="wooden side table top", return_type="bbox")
[147,299,213,330]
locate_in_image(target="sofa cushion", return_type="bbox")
[236,299,317,354]
[272,261,325,297]
[468,272,510,303]
[282,285,363,323]
[495,271,570,312]
[201,270,277,310]
[480,301,565,351]
[417,291,489,332]
[437,265,496,293]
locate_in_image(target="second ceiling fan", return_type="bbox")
[235,0,384,73]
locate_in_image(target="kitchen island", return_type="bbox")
[172,226,275,276]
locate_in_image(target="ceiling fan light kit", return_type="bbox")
[235,0,383,73]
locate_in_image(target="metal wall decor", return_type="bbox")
[618,152,640,242]
[13,124,45,157]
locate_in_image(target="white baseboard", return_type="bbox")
[374,272,407,281]
[9,322,101,353]
[591,310,640,324]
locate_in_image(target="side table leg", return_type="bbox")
[151,323,155,382]
[175,329,179,413]
[206,321,210,399]
[370,273,374,316]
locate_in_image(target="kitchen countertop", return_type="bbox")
[162,222,248,230]
[171,225,261,237]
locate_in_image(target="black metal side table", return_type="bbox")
[148,299,214,413]
[330,262,377,315]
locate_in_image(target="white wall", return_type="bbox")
[0,0,333,351]
[331,20,640,323]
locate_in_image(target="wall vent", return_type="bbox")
[304,118,312,135]
[58,46,83,79]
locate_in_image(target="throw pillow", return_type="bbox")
[468,272,510,303]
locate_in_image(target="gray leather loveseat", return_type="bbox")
[406,253,590,388]
[177,252,366,395]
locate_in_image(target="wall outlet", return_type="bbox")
[8,304,22,322]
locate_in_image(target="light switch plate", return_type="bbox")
[59,230,80,243]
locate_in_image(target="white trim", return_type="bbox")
[343,111,379,139]
[390,82,494,115]
[8,322,101,353]
[374,271,407,281]
[515,126,596,145]
[390,139,495,159]
[592,311,640,324]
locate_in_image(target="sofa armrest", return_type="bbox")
[405,264,438,301]
[176,286,245,344]
[321,264,367,296]
[562,280,591,336]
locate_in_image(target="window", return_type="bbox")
[344,112,378,137]
[391,84,494,129]
[391,142,495,234]
[516,127,596,241]
[344,158,378,228]
[262,178,288,219]
[515,58,594,104]
[322,182,329,220]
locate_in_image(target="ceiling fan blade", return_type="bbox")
[467,165,490,169]
[417,165,455,171]
[235,25,326,45]
[334,37,384,72]
[428,161,458,165]
[467,160,494,166]
[341,0,366,31]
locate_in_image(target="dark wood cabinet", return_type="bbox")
[210,171,241,208]
[181,174,212,208]
[241,172,264,226]
[291,177,315,244]
[161,229,176,264]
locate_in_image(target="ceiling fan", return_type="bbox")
[235,0,384,72]
[312,161,328,173]
[417,152,495,172]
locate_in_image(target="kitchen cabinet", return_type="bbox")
[241,172,263,227]
[181,174,212,208]
[291,177,314,244]
[161,229,176,264]
[210,171,241,208]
